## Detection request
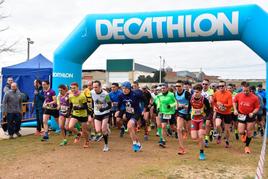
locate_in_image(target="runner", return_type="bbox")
[233,81,260,154]
[141,85,152,141]
[68,82,89,148]
[227,84,239,140]
[189,84,211,160]
[57,84,71,146]
[155,83,176,148]
[201,79,214,147]
[91,81,112,152]
[175,80,191,154]
[249,86,265,137]
[109,83,123,129]
[83,81,95,140]
[213,81,233,148]
[117,81,148,152]
[41,80,59,141]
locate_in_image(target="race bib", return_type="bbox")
[126,106,134,114]
[87,102,92,108]
[96,104,103,110]
[192,109,202,115]
[60,105,69,113]
[163,114,171,119]
[238,114,246,121]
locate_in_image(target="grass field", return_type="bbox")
[0,128,267,179]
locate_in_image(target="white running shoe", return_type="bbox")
[103,144,109,152]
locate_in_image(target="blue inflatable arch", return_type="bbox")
[53,4,268,90]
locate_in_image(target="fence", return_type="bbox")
[0,102,36,125]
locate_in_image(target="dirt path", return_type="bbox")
[0,129,266,179]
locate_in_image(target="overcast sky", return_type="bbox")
[0,0,267,79]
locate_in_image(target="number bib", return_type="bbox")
[192,109,202,116]
[163,114,172,120]
[60,105,69,113]
[238,114,246,121]
[126,106,134,114]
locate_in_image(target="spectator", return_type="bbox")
[2,82,23,139]
[3,77,13,94]
[33,79,45,135]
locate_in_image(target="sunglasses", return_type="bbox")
[218,85,225,88]
[202,83,209,86]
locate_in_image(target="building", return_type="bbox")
[82,59,157,85]
[107,59,156,84]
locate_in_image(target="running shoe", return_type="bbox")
[244,146,251,154]
[41,135,49,142]
[199,152,206,160]
[241,134,247,143]
[156,131,160,137]
[16,132,22,137]
[103,144,109,152]
[159,140,166,148]
[95,134,103,142]
[178,147,186,155]
[225,140,230,148]
[60,139,68,146]
[135,143,142,152]
[125,128,128,133]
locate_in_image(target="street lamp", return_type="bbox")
[27,38,34,60]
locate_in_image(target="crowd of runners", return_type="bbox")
[35,79,265,160]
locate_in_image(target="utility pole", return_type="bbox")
[27,38,34,60]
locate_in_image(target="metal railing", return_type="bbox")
[0,102,36,125]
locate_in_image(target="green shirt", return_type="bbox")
[69,92,87,117]
[155,92,176,114]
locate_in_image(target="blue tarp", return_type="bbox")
[1,54,52,101]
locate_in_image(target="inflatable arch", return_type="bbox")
[53,4,268,90]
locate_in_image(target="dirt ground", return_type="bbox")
[0,128,267,179]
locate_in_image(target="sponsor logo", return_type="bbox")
[53,72,74,78]
[96,11,239,40]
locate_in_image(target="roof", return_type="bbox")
[135,63,157,73]
[4,54,52,69]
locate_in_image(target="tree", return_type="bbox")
[137,71,166,83]
[0,0,16,53]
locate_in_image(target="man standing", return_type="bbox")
[2,83,22,139]
[33,79,45,136]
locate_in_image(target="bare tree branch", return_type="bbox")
[0,0,17,54]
